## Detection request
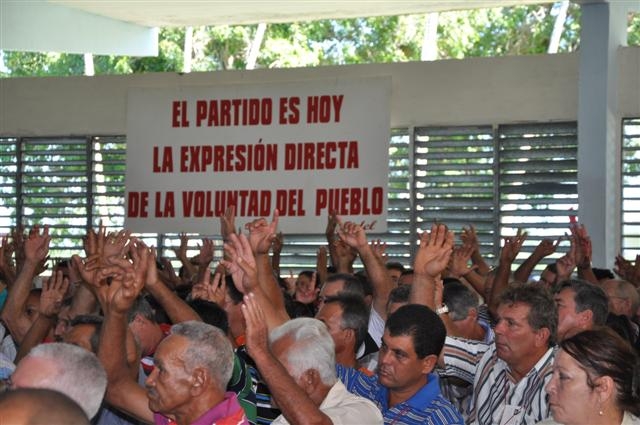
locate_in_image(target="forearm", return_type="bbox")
[359,246,392,318]
[461,270,486,297]
[14,315,55,363]
[1,260,37,319]
[577,264,598,285]
[100,311,153,423]
[251,349,332,425]
[513,253,543,283]
[69,283,99,317]
[471,250,490,275]
[410,273,437,309]
[271,251,281,278]
[255,254,286,314]
[488,260,512,317]
[147,280,201,323]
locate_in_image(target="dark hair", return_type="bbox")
[592,268,614,280]
[225,275,244,305]
[545,263,557,274]
[443,279,479,321]
[188,299,229,334]
[606,313,637,346]
[387,285,411,306]
[127,296,156,324]
[385,262,405,273]
[323,293,369,348]
[499,283,557,347]
[560,328,640,416]
[385,304,445,359]
[69,314,103,353]
[400,268,414,277]
[324,273,366,298]
[555,279,609,326]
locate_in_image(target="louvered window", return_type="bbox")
[621,118,640,258]
[414,126,496,260]
[498,123,578,268]
[0,123,579,274]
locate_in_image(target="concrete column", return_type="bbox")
[577,1,629,267]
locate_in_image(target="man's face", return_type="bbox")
[317,280,345,310]
[376,330,430,395]
[539,269,556,289]
[494,302,545,369]
[53,305,72,342]
[10,356,58,389]
[145,335,194,415]
[555,289,590,341]
[387,269,402,286]
[315,302,349,354]
[602,281,630,317]
[397,274,413,286]
[63,324,96,352]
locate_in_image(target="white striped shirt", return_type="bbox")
[442,336,555,425]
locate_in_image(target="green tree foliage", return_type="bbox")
[1,4,638,78]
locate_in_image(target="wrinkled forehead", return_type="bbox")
[497,301,532,320]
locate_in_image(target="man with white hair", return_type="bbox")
[242,294,383,425]
[9,342,107,419]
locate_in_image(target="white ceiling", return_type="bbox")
[49,0,555,27]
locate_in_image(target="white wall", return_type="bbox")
[1,50,621,137]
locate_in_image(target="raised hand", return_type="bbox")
[222,233,259,294]
[370,239,388,265]
[39,270,69,318]
[245,210,279,255]
[460,225,479,253]
[500,229,527,264]
[172,233,190,260]
[448,243,476,278]
[241,293,269,358]
[414,223,454,278]
[533,238,559,259]
[336,219,368,250]
[220,205,237,241]
[191,271,226,306]
[0,235,16,283]
[24,225,51,265]
[198,238,215,267]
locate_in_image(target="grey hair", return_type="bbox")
[170,321,233,392]
[27,342,107,418]
[269,318,337,386]
[443,280,479,321]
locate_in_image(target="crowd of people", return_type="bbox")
[0,208,639,425]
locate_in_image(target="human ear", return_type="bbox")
[190,367,208,396]
[420,354,438,375]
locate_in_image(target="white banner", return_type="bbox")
[125,76,391,234]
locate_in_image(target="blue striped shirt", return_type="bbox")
[336,365,464,425]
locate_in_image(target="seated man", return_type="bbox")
[413,223,556,425]
[441,284,556,425]
[315,293,373,374]
[336,304,463,424]
[242,295,383,425]
[9,342,107,420]
[95,241,248,425]
[0,387,90,425]
[554,279,608,341]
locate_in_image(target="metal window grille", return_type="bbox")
[621,117,640,258]
[0,122,578,274]
[498,122,578,269]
